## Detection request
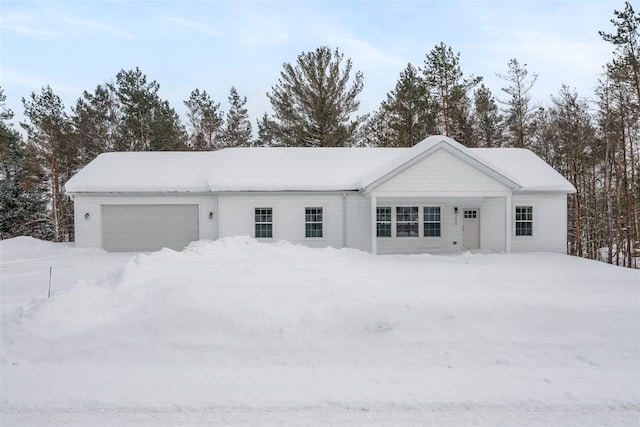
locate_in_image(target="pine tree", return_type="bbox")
[381,63,435,147]
[222,87,252,147]
[267,46,364,147]
[355,109,393,147]
[594,70,630,265]
[255,113,280,147]
[184,88,224,150]
[0,87,51,239]
[108,68,158,151]
[21,86,75,241]
[148,100,188,151]
[547,86,596,257]
[472,84,502,147]
[497,58,538,148]
[599,1,640,111]
[108,67,186,151]
[598,2,640,267]
[72,84,117,164]
[530,107,556,164]
[423,42,481,143]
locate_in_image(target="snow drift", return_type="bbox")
[1,237,639,425]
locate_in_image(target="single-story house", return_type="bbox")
[65,135,576,254]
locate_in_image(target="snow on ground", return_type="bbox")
[1,236,639,426]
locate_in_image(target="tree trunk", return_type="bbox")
[50,153,60,242]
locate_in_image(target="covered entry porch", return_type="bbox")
[369,195,513,255]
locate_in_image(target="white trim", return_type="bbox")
[505,194,512,253]
[375,206,393,238]
[422,205,444,239]
[371,196,377,254]
[376,203,446,240]
[253,206,274,239]
[514,204,534,238]
[303,205,325,240]
[370,191,512,198]
[395,205,420,238]
[342,193,347,248]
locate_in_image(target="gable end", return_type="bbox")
[362,141,520,193]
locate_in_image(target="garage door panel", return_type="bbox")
[102,204,199,252]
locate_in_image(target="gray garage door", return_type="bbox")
[102,204,199,252]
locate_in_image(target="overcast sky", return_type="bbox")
[0,0,623,129]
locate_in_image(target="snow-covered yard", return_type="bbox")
[1,236,639,426]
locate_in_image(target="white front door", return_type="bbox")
[463,209,480,250]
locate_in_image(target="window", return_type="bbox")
[423,207,441,237]
[305,207,323,238]
[515,206,533,236]
[396,206,419,237]
[376,207,391,237]
[255,208,273,238]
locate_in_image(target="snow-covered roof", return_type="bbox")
[360,135,522,190]
[471,148,575,192]
[65,152,219,193]
[206,147,396,191]
[65,136,576,194]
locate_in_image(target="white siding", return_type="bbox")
[511,194,568,253]
[218,193,345,249]
[481,197,506,251]
[72,191,568,254]
[73,194,218,249]
[345,194,371,252]
[374,148,511,195]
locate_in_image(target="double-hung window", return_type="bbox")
[255,208,273,238]
[376,207,392,237]
[423,206,441,237]
[515,206,533,236]
[396,207,419,237]
[305,207,323,238]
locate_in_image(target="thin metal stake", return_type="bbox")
[48,266,52,298]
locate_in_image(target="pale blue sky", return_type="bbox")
[0,0,621,130]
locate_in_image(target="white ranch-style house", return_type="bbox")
[65,135,576,254]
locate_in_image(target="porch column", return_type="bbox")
[371,195,377,254]
[505,194,512,253]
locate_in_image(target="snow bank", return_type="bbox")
[1,237,638,424]
[0,236,74,261]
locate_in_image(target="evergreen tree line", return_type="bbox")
[1,2,637,267]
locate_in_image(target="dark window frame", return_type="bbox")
[423,206,441,237]
[396,206,419,237]
[515,206,533,236]
[376,207,392,237]
[305,207,323,238]
[255,207,273,238]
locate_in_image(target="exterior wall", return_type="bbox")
[73,193,218,249]
[481,197,506,251]
[72,191,568,254]
[218,192,349,249]
[374,148,511,195]
[345,194,371,252]
[511,193,568,254]
[374,197,506,254]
